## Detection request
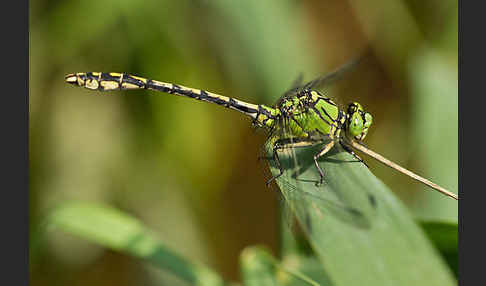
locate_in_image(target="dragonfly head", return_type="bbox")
[345,102,373,141]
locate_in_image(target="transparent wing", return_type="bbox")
[263,118,377,243]
[279,52,369,104]
[301,54,365,92]
[280,72,304,100]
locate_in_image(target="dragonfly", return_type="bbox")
[65,58,458,201]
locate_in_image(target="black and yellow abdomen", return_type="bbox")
[65,72,281,130]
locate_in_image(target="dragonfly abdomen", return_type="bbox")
[65,72,279,129]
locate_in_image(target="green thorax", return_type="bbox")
[266,90,345,139]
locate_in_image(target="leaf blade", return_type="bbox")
[44,201,226,286]
[269,145,456,286]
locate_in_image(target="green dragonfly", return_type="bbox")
[65,59,457,201]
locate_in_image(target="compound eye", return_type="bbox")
[349,112,364,137]
[364,112,373,128]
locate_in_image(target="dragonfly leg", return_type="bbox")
[266,138,319,186]
[313,141,335,186]
[266,145,284,186]
[339,140,368,168]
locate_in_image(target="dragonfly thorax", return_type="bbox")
[274,90,345,139]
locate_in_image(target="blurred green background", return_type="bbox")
[29,0,457,285]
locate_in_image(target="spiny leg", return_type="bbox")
[313,140,335,186]
[339,140,368,168]
[257,127,279,162]
[266,138,320,186]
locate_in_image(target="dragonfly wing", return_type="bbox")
[282,73,304,97]
[264,130,377,238]
[302,54,367,92]
[272,147,375,233]
[276,52,369,106]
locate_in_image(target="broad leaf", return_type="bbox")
[268,144,456,286]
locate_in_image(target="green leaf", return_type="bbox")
[280,254,333,286]
[240,246,280,286]
[43,201,226,286]
[277,207,334,286]
[240,246,321,286]
[420,221,458,277]
[268,144,456,286]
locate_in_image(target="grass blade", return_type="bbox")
[240,246,321,286]
[42,201,226,286]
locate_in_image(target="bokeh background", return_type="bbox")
[29,0,457,285]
